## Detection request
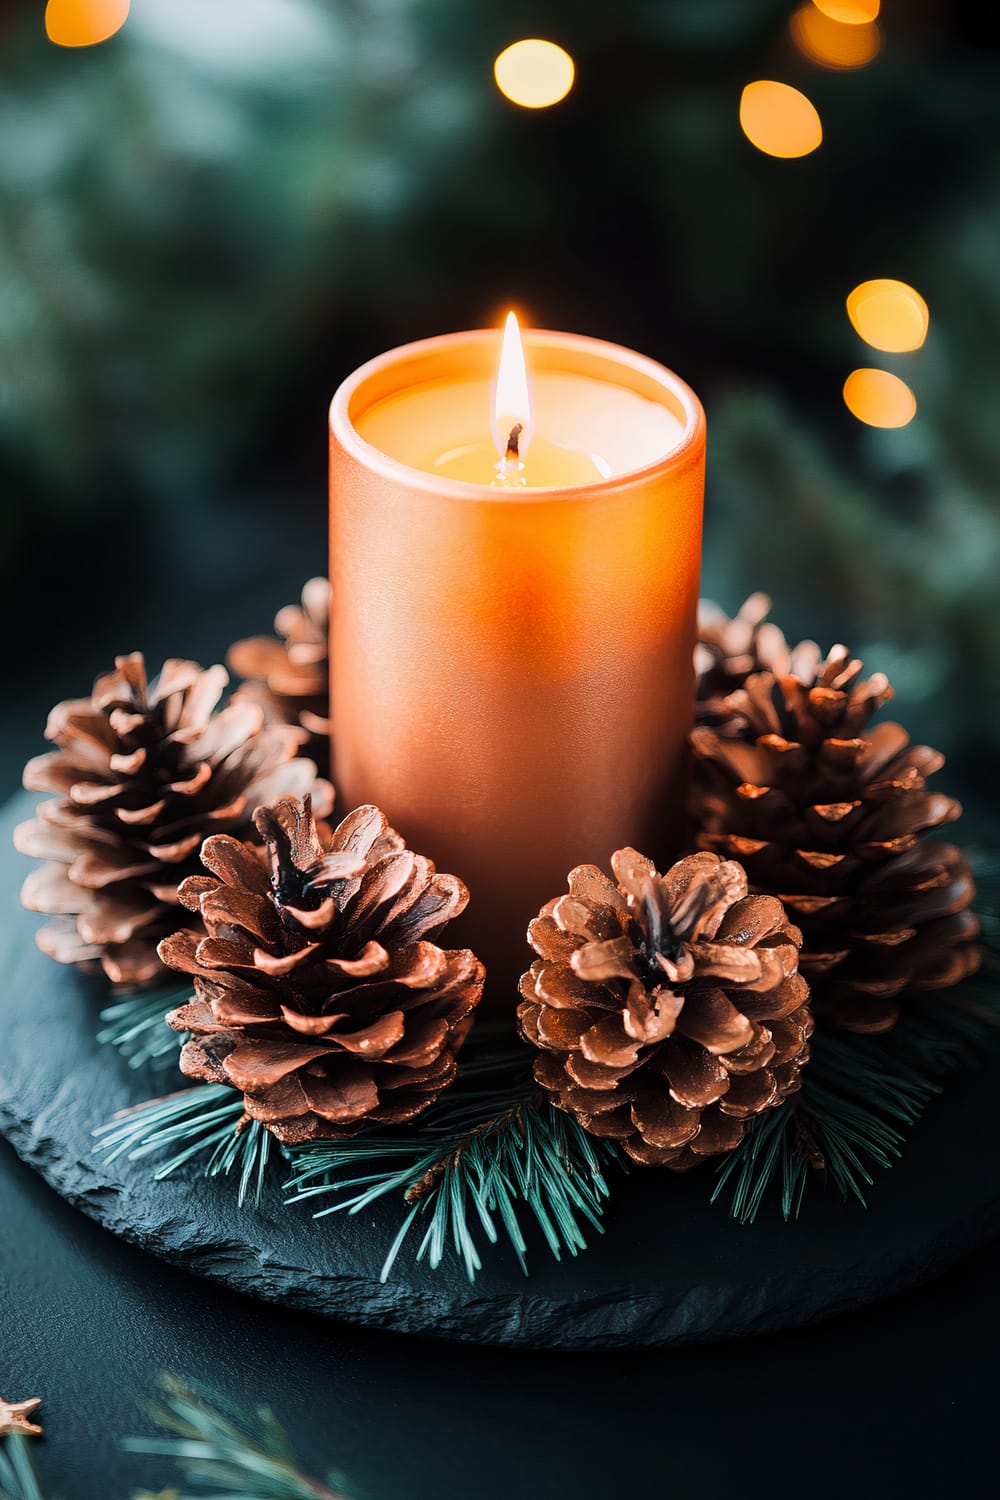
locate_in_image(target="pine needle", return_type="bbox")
[714,969,1000,1224]
[96,987,188,1070]
[93,1085,272,1208]
[281,1016,619,1282]
[0,1436,46,1500]
[126,1376,353,1499]
[285,1085,620,1284]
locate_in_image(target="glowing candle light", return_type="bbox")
[360,314,676,489]
[330,321,705,999]
[45,0,129,47]
[847,279,929,352]
[844,368,917,427]
[739,81,823,159]
[494,39,575,110]
[491,311,533,486]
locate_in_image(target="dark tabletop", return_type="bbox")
[3,1132,999,1498]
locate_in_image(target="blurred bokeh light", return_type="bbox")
[847,279,929,351]
[2,0,999,784]
[812,0,880,22]
[493,39,575,109]
[843,368,917,426]
[739,81,823,158]
[790,5,881,69]
[45,0,129,48]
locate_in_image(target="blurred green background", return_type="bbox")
[2,0,998,798]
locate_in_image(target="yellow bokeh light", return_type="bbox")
[813,0,880,23]
[45,0,129,47]
[847,279,929,352]
[790,5,880,69]
[843,369,916,428]
[739,81,822,159]
[494,39,575,110]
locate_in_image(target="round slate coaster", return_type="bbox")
[2,789,998,1350]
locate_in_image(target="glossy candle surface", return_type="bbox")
[329,329,705,1002]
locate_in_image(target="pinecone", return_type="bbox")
[696,594,791,729]
[15,653,331,987]
[518,849,812,1168]
[159,794,485,1144]
[227,577,330,757]
[697,594,837,735]
[690,644,981,1033]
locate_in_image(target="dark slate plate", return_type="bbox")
[2,789,998,1349]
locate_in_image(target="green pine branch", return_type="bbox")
[127,1377,353,1500]
[714,969,1000,1224]
[715,850,1000,1223]
[89,1020,532,1216]
[93,1085,272,1208]
[1,1381,356,1500]
[97,986,188,1070]
[0,1436,46,1500]
[286,1088,619,1283]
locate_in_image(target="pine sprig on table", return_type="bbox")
[94,1085,272,1208]
[285,1087,618,1283]
[714,851,1000,1223]
[299,1022,619,1282]
[714,964,1000,1225]
[0,1383,356,1500]
[0,1437,45,1500]
[97,986,187,1070]
[127,1377,354,1500]
[92,1024,620,1278]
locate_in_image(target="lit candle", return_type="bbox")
[356,313,685,488]
[416,312,614,487]
[329,320,705,1002]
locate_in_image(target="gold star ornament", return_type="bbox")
[0,1396,42,1438]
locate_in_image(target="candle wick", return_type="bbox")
[505,423,523,461]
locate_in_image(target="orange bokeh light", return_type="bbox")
[494,39,575,109]
[45,0,129,47]
[790,4,881,69]
[843,369,916,428]
[739,81,823,159]
[813,0,880,23]
[847,279,929,352]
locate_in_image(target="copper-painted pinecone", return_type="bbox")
[696,593,826,732]
[518,849,812,1168]
[15,653,331,987]
[228,577,330,757]
[690,644,981,1034]
[159,794,485,1144]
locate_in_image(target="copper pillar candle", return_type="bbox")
[329,328,705,1002]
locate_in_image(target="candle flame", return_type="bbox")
[493,312,533,459]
